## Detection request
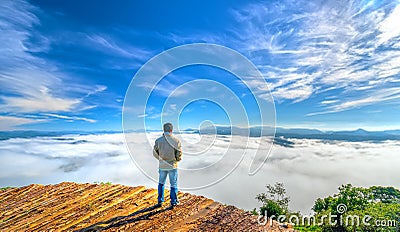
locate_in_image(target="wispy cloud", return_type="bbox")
[320,99,339,105]
[0,0,108,128]
[308,87,400,116]
[0,116,45,130]
[43,113,96,123]
[231,0,400,114]
[377,4,400,45]
[137,80,189,97]
[82,85,107,98]
[163,32,224,45]
[86,34,152,61]
[0,83,80,113]
[140,104,177,120]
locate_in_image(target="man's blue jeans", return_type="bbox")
[158,168,178,205]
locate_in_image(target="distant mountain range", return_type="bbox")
[1,127,400,142]
[276,127,400,141]
[0,130,119,141]
[191,126,400,142]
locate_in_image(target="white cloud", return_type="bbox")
[308,87,400,116]
[86,34,152,60]
[321,99,339,105]
[377,4,400,45]
[0,0,80,114]
[0,116,44,130]
[0,0,108,127]
[1,86,80,113]
[43,113,96,123]
[272,85,313,102]
[137,81,189,97]
[170,104,177,111]
[82,85,108,98]
[231,0,400,113]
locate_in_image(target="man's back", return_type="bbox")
[153,134,182,169]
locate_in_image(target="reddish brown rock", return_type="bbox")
[0,183,295,231]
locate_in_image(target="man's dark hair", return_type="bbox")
[163,123,173,132]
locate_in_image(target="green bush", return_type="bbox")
[259,200,284,217]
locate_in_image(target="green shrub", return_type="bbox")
[260,200,285,217]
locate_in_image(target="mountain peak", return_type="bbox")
[0,182,292,231]
[353,128,369,134]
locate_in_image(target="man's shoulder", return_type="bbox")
[169,135,180,143]
[155,136,164,143]
[169,134,179,141]
[156,134,180,144]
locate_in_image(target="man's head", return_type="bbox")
[163,122,173,133]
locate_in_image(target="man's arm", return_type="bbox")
[153,141,160,160]
[175,140,182,161]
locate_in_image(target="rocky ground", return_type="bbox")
[0,182,295,231]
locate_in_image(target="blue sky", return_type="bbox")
[1,0,400,131]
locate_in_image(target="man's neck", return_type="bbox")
[164,132,172,136]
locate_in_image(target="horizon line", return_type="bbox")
[1,126,400,133]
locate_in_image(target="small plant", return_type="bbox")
[256,182,289,216]
[294,225,322,231]
[0,186,15,190]
[93,181,112,185]
[250,208,259,215]
[87,202,94,211]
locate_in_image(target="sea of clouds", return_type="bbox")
[0,132,399,214]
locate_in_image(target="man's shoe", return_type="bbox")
[171,202,179,207]
[156,202,163,207]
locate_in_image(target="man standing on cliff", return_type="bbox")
[153,122,182,207]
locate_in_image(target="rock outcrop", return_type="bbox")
[0,182,294,231]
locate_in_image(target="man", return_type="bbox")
[153,122,182,207]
